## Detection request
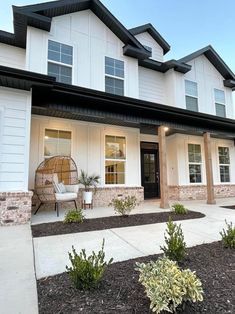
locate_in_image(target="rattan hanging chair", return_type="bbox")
[34,156,79,216]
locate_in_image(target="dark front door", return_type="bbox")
[141,147,160,199]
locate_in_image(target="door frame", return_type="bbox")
[140,142,160,199]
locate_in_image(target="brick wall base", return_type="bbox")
[0,191,33,226]
[169,185,235,201]
[78,186,144,207]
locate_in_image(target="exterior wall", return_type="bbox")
[172,55,234,118]
[26,10,139,98]
[29,115,141,190]
[0,191,32,225]
[139,67,165,104]
[0,43,25,69]
[169,185,235,200]
[134,32,164,62]
[0,87,32,192]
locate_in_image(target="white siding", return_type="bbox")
[135,32,164,62]
[0,43,25,69]
[139,67,165,104]
[29,115,141,189]
[26,10,139,98]
[0,87,31,191]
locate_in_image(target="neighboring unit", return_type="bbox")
[0,0,235,225]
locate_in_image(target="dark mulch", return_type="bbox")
[37,241,235,314]
[221,205,235,210]
[32,210,205,238]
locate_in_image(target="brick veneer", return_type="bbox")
[0,191,33,226]
[77,186,144,207]
[169,185,235,201]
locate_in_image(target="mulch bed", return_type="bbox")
[221,205,235,210]
[32,210,205,238]
[37,241,235,314]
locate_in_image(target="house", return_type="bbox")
[0,0,235,225]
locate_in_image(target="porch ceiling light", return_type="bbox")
[164,127,169,132]
[44,136,49,139]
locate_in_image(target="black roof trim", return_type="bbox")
[178,45,235,81]
[139,59,191,74]
[0,0,150,59]
[1,65,235,136]
[224,79,235,90]
[129,23,170,55]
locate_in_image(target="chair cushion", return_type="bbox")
[53,182,61,193]
[64,184,79,193]
[58,182,67,193]
[55,192,77,202]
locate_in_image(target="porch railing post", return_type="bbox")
[158,125,169,208]
[203,132,216,204]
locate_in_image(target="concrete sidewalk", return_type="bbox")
[34,198,235,279]
[0,224,38,314]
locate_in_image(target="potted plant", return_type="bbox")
[78,170,100,205]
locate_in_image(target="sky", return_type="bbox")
[1,0,235,73]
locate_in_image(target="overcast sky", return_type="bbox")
[1,0,235,73]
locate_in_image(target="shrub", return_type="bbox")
[109,195,137,216]
[136,257,203,314]
[220,220,235,249]
[171,203,188,215]
[66,239,113,290]
[160,218,186,262]
[64,208,85,224]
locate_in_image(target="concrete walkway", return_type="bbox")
[0,224,38,314]
[34,198,235,279]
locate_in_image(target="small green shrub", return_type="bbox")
[220,220,235,249]
[109,195,137,216]
[66,239,113,290]
[160,218,186,262]
[136,257,203,314]
[64,208,85,223]
[172,203,188,215]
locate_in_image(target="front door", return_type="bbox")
[141,146,160,199]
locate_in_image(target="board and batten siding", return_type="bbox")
[139,67,165,104]
[134,32,164,62]
[0,87,31,191]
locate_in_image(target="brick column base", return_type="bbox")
[0,191,33,226]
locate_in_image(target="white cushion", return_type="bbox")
[53,182,61,193]
[53,173,59,184]
[55,192,77,202]
[65,184,79,193]
[58,182,67,193]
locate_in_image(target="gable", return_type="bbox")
[134,32,164,62]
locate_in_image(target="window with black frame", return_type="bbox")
[188,143,202,183]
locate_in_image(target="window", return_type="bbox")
[143,45,152,56]
[185,80,198,112]
[188,144,202,183]
[105,135,126,184]
[214,89,226,117]
[44,129,71,158]
[218,147,230,182]
[48,40,73,84]
[105,57,124,96]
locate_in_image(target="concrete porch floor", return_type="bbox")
[32,197,235,279]
[31,198,168,225]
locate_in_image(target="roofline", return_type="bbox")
[129,23,170,55]
[139,59,191,74]
[178,45,235,81]
[0,0,151,60]
[0,65,235,136]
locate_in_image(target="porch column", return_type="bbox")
[203,132,216,204]
[158,126,169,208]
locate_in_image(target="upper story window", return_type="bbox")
[105,57,124,96]
[143,45,152,56]
[47,40,73,84]
[218,147,230,182]
[185,80,198,112]
[188,143,202,183]
[44,128,71,158]
[105,135,126,184]
[214,89,226,118]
